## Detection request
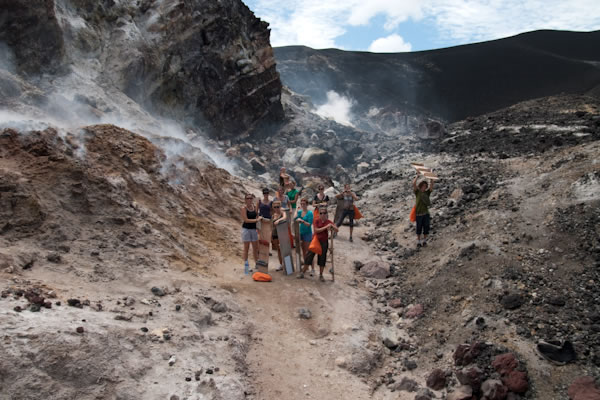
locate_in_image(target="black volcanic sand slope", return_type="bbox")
[275,30,600,122]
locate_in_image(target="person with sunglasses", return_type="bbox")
[270,200,287,271]
[257,187,272,220]
[297,206,338,282]
[312,185,329,207]
[295,197,315,276]
[241,193,262,274]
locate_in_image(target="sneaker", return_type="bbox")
[309,270,314,277]
[319,275,325,282]
[417,242,422,248]
[536,340,576,365]
[349,236,353,242]
[275,265,283,271]
[329,267,333,274]
[296,273,304,279]
[422,241,427,247]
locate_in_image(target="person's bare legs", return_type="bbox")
[243,242,250,262]
[251,240,258,263]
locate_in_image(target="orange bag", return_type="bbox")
[353,205,363,220]
[409,205,416,222]
[252,272,272,282]
[308,233,322,255]
[313,208,319,221]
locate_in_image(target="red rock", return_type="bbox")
[405,304,424,318]
[76,326,84,334]
[426,368,447,390]
[568,376,600,400]
[456,367,484,391]
[454,342,483,366]
[388,298,403,308]
[502,370,528,394]
[492,353,519,375]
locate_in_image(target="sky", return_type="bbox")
[243,0,600,52]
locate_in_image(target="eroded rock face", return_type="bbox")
[0,0,284,138]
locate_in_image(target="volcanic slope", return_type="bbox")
[275,30,600,127]
[349,94,600,399]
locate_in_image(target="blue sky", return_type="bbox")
[243,0,600,52]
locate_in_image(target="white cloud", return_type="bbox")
[368,34,412,52]
[247,0,600,50]
[315,91,355,126]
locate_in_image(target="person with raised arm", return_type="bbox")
[412,174,434,247]
[297,205,338,282]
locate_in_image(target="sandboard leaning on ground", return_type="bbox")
[294,220,303,269]
[276,220,295,275]
[329,229,335,282]
[334,198,344,226]
[256,218,271,273]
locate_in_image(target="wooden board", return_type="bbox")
[275,220,294,275]
[256,218,271,273]
[294,219,303,269]
[334,198,344,226]
[329,230,335,282]
[411,163,439,180]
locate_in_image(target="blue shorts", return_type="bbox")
[301,232,313,243]
[241,228,258,242]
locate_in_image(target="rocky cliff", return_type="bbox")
[0,0,284,138]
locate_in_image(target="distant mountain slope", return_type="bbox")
[274,30,600,124]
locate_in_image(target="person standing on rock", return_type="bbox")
[295,197,315,276]
[412,175,434,247]
[270,200,287,271]
[279,167,291,189]
[297,205,338,282]
[335,184,358,242]
[241,193,262,274]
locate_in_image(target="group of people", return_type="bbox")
[241,167,434,281]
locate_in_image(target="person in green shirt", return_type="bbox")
[286,181,301,214]
[412,175,434,248]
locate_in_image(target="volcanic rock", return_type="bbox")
[380,326,400,349]
[456,367,484,389]
[568,376,600,400]
[426,368,447,390]
[447,385,473,400]
[359,261,390,279]
[300,148,330,168]
[481,379,509,400]
[492,353,519,375]
[454,342,483,366]
[414,388,434,400]
[502,370,528,394]
[298,308,312,319]
[404,304,424,319]
[500,292,524,310]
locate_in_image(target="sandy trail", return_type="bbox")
[213,221,383,400]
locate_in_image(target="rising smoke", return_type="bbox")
[315,90,355,126]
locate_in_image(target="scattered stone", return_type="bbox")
[141,327,149,333]
[114,315,132,321]
[168,355,176,366]
[414,388,434,400]
[67,298,82,308]
[353,260,364,271]
[426,368,447,390]
[403,359,418,371]
[185,377,191,382]
[298,308,312,319]
[43,301,52,309]
[394,377,419,392]
[151,287,166,297]
[335,357,347,368]
[447,385,473,400]
[29,304,41,312]
[500,292,524,310]
[76,326,84,334]
[123,297,135,306]
[456,367,483,389]
[454,342,483,366]
[381,326,400,349]
[360,261,390,279]
[13,306,22,312]
[492,353,519,375]
[46,253,61,263]
[388,298,404,308]
[175,304,181,311]
[502,370,528,394]
[195,370,203,381]
[547,296,566,307]
[568,376,600,400]
[481,379,508,400]
[404,304,424,319]
[211,302,227,313]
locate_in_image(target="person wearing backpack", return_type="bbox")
[413,175,434,247]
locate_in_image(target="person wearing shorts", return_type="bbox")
[335,184,358,242]
[297,206,338,282]
[270,200,287,271]
[412,175,434,247]
[295,198,315,276]
[241,193,261,272]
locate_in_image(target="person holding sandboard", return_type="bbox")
[297,205,338,282]
[295,197,314,276]
[412,174,434,248]
[271,200,286,271]
[335,184,358,242]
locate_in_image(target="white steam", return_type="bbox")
[315,91,355,126]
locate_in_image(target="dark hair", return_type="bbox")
[418,181,428,188]
[262,188,269,194]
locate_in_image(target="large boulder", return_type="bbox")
[282,148,304,165]
[300,148,330,168]
[568,376,600,400]
[359,261,390,279]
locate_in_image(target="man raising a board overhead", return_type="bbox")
[412,173,434,248]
